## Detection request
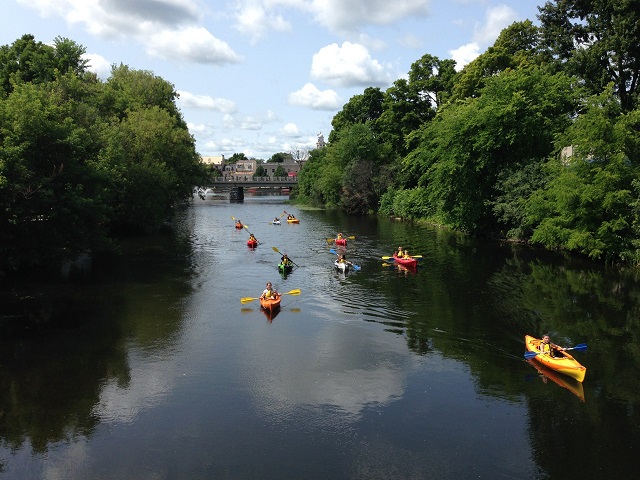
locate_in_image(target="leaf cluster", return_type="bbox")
[0,35,207,273]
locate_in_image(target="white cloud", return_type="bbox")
[146,27,241,65]
[178,91,237,113]
[288,83,341,110]
[18,1,241,65]
[282,123,300,136]
[311,42,392,87]
[83,52,111,79]
[233,2,291,43]
[309,0,431,34]
[450,43,480,71]
[473,5,518,45]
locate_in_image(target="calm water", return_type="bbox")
[1,194,639,479]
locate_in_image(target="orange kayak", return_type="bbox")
[525,335,586,382]
[526,359,585,402]
[287,218,300,223]
[247,239,258,248]
[260,296,281,311]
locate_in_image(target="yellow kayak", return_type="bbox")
[525,335,586,382]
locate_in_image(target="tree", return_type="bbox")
[227,152,247,163]
[538,0,640,111]
[452,21,548,101]
[404,64,578,232]
[524,88,640,261]
[273,165,287,177]
[0,35,89,97]
[0,75,111,270]
[97,105,204,233]
[268,152,291,163]
[254,165,267,177]
[329,87,384,143]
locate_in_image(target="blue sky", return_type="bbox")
[2,0,542,160]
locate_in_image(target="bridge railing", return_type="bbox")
[211,176,297,183]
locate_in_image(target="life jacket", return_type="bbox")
[539,342,554,356]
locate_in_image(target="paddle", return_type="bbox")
[243,224,259,243]
[382,255,423,260]
[327,236,356,242]
[240,288,302,304]
[329,248,361,270]
[272,246,300,267]
[524,343,588,359]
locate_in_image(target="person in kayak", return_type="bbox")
[397,246,403,257]
[337,254,352,266]
[249,233,258,243]
[260,282,279,300]
[539,334,566,357]
[337,233,344,240]
[280,253,293,266]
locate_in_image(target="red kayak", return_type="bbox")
[392,253,418,268]
[334,238,347,245]
[247,239,258,248]
[235,223,243,229]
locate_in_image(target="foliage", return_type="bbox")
[403,65,578,232]
[268,152,291,163]
[0,36,206,272]
[226,152,247,163]
[329,87,384,143]
[272,165,287,178]
[538,0,640,111]
[254,165,267,177]
[524,89,640,261]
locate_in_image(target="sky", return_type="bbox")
[2,0,543,160]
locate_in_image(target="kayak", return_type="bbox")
[524,335,587,382]
[260,295,281,311]
[278,263,293,274]
[526,359,585,402]
[334,238,347,245]
[235,224,243,229]
[247,239,258,248]
[272,220,281,225]
[392,253,418,268]
[287,218,300,223]
[334,260,349,273]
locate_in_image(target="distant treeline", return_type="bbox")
[0,34,209,273]
[296,1,640,265]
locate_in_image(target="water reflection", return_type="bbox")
[2,197,640,478]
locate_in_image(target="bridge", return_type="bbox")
[210,176,298,188]
[203,176,297,201]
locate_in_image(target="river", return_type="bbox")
[1,194,639,479]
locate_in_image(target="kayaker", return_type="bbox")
[402,250,411,259]
[337,233,343,240]
[337,254,352,266]
[539,334,565,357]
[249,233,258,243]
[260,282,279,300]
[236,220,242,227]
[397,246,403,257]
[280,253,292,266]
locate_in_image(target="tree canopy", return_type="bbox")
[0,35,207,273]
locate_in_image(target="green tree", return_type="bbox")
[98,105,203,233]
[524,88,640,261]
[227,152,247,163]
[268,152,291,163]
[0,75,111,270]
[0,35,89,97]
[329,87,384,143]
[538,0,640,111]
[254,165,267,177]
[404,64,577,232]
[273,165,287,177]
